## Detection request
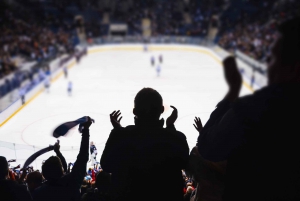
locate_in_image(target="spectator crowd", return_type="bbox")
[218,0,300,63]
[0,1,77,79]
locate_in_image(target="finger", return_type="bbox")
[110,111,116,116]
[193,124,198,131]
[170,105,177,110]
[118,116,123,122]
[115,111,121,118]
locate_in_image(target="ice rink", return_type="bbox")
[0,46,252,167]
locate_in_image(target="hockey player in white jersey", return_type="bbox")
[156,65,161,77]
[89,141,97,168]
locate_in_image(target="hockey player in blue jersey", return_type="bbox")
[68,81,72,96]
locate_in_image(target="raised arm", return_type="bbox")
[53,141,67,174]
[196,57,243,162]
[70,116,93,189]
[166,105,178,130]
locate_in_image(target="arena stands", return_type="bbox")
[218,0,300,62]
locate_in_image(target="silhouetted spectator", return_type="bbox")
[26,171,43,195]
[0,156,32,201]
[101,88,189,201]
[197,18,300,200]
[33,117,93,201]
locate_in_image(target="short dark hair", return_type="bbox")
[42,156,63,181]
[0,156,8,179]
[134,88,163,118]
[278,17,300,66]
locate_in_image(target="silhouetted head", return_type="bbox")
[95,171,111,190]
[268,17,300,85]
[26,171,43,192]
[42,156,63,181]
[133,88,164,120]
[90,141,94,146]
[0,156,8,180]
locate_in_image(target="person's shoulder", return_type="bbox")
[110,125,134,133]
[237,85,278,104]
[164,127,187,141]
[109,125,136,137]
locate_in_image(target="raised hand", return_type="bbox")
[82,116,93,130]
[54,140,60,153]
[193,117,203,132]
[223,56,242,102]
[166,106,178,126]
[110,110,123,128]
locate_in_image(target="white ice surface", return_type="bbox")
[0,49,252,168]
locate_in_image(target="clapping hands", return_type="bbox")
[166,106,178,126]
[223,56,242,102]
[110,110,123,128]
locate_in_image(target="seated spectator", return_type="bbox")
[0,156,32,201]
[81,171,112,201]
[197,18,300,200]
[100,88,189,201]
[33,117,93,201]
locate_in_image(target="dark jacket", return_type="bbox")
[33,129,90,201]
[101,118,189,201]
[0,180,32,201]
[197,84,300,200]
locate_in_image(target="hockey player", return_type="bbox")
[44,76,50,93]
[151,56,155,67]
[90,141,97,168]
[68,81,72,96]
[156,65,161,77]
[159,54,163,64]
[19,87,25,105]
[63,66,68,78]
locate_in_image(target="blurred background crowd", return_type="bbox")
[1,0,299,82]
